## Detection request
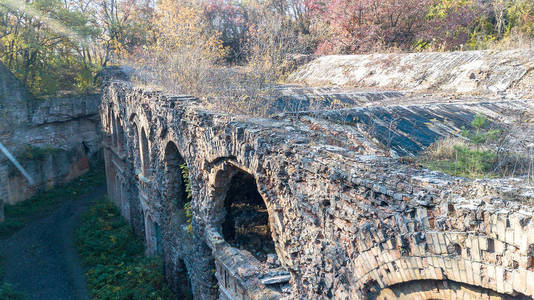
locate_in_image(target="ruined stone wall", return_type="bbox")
[101,71,534,299]
[0,64,102,206]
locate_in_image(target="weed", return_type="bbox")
[180,163,193,234]
[75,200,176,300]
[419,114,531,179]
[20,145,64,162]
[184,202,193,235]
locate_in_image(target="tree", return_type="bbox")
[0,0,100,96]
[307,0,479,53]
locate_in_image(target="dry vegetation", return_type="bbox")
[420,114,534,180]
[123,0,312,117]
[2,0,533,105]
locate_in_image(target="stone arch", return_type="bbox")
[163,141,188,224]
[213,164,275,262]
[140,127,150,176]
[130,122,141,170]
[115,116,126,151]
[352,230,533,299]
[145,213,162,256]
[371,279,531,300]
[111,109,117,147]
[120,181,130,221]
[169,259,193,299]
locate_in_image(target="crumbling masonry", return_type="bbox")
[101,50,534,299]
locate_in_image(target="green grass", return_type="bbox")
[0,167,106,239]
[424,145,497,178]
[75,200,176,300]
[419,114,516,179]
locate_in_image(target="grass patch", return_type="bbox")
[423,143,497,178]
[419,114,533,179]
[75,200,176,300]
[0,167,105,239]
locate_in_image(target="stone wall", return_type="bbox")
[0,63,102,209]
[101,51,534,300]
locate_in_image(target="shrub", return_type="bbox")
[180,163,193,234]
[75,201,143,267]
[75,200,175,300]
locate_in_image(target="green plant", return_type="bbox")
[179,163,192,201]
[419,114,503,178]
[184,202,193,235]
[76,200,176,300]
[20,145,64,162]
[179,163,193,235]
[425,145,497,177]
[460,114,500,148]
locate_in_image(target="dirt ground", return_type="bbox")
[1,185,106,300]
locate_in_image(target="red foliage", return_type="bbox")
[307,0,476,54]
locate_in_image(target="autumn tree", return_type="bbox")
[307,0,440,53]
[0,0,101,96]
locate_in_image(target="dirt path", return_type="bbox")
[1,185,106,300]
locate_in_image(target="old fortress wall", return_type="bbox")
[101,50,534,300]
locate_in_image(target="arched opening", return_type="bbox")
[221,169,275,262]
[121,182,130,221]
[154,221,162,256]
[114,174,122,207]
[171,259,193,300]
[131,123,141,170]
[140,127,150,176]
[145,214,162,256]
[116,117,126,151]
[371,279,531,300]
[164,142,188,224]
[107,108,113,133]
[111,111,117,147]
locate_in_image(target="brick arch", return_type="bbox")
[209,162,277,263]
[129,122,141,170]
[115,115,126,151]
[372,279,531,300]
[140,127,150,177]
[144,212,162,256]
[344,210,533,299]
[163,141,187,225]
